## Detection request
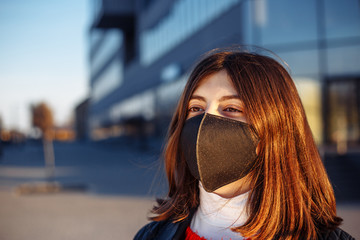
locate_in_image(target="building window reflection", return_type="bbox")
[259,0,317,45]
[87,0,360,147]
[278,49,319,76]
[324,0,360,39]
[90,30,123,77]
[89,29,103,51]
[295,77,322,143]
[326,45,360,76]
[326,78,360,147]
[140,0,240,65]
[110,89,155,122]
[92,58,123,102]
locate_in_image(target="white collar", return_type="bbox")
[197,182,249,227]
[190,182,249,239]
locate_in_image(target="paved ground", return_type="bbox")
[0,140,165,240]
[0,191,153,240]
[0,140,359,239]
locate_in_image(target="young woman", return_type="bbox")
[134,48,354,240]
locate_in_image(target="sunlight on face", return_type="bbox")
[187,70,247,123]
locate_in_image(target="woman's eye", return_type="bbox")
[188,106,204,112]
[224,107,242,113]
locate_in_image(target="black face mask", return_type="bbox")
[180,113,258,192]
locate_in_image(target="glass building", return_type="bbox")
[88,0,360,149]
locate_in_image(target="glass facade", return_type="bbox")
[324,0,360,39]
[294,77,322,143]
[278,49,319,76]
[250,0,360,145]
[326,78,360,145]
[89,0,360,147]
[92,58,123,102]
[109,89,155,121]
[90,29,123,77]
[322,0,360,145]
[259,0,318,45]
[327,45,360,76]
[89,29,103,52]
[91,0,102,20]
[90,28,124,104]
[140,0,239,65]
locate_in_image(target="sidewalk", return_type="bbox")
[0,141,164,240]
[0,191,154,240]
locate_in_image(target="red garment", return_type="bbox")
[185,226,207,240]
[185,226,251,240]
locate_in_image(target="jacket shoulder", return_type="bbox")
[133,220,179,240]
[318,228,355,240]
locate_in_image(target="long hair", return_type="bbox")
[151,48,342,239]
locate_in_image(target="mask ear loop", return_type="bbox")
[196,113,207,187]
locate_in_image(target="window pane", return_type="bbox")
[91,30,123,76]
[295,77,322,143]
[260,0,317,45]
[327,79,360,144]
[324,0,360,39]
[327,45,360,76]
[92,58,123,102]
[278,49,319,76]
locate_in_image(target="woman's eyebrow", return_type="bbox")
[219,95,242,102]
[189,95,206,101]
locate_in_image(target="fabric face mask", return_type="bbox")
[180,113,258,192]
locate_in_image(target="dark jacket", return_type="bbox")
[134,218,189,240]
[134,218,355,240]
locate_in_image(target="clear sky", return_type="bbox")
[0,0,89,133]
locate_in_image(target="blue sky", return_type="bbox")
[0,0,89,132]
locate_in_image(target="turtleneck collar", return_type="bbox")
[190,182,249,239]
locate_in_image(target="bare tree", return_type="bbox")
[31,102,56,181]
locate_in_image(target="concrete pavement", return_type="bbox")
[0,191,153,240]
[0,141,164,240]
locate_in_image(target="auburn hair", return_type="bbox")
[151,48,342,239]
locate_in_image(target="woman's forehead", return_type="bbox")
[192,70,238,97]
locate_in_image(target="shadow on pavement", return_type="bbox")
[0,139,168,198]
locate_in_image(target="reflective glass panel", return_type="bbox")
[324,0,360,39]
[260,0,317,45]
[140,0,240,65]
[277,49,319,76]
[91,30,123,76]
[327,45,360,76]
[327,78,360,144]
[92,58,123,102]
[295,77,322,143]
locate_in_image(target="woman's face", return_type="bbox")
[186,69,252,198]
